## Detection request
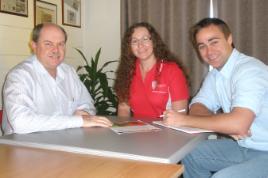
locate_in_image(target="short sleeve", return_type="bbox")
[231,62,268,115]
[166,63,189,101]
[190,70,221,112]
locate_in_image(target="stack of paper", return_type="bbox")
[111,120,161,134]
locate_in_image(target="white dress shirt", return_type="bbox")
[2,55,96,135]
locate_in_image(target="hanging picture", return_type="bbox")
[34,0,57,26]
[62,0,81,28]
[0,0,28,17]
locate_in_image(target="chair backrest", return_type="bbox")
[0,110,2,125]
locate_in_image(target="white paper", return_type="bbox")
[153,121,212,134]
[111,120,161,134]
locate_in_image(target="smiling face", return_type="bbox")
[196,24,233,69]
[31,24,66,76]
[130,27,156,62]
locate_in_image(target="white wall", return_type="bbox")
[83,0,120,74]
[0,1,34,109]
[0,0,121,108]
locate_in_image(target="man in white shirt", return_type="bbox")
[2,23,112,135]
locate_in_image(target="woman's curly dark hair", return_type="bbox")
[114,22,187,103]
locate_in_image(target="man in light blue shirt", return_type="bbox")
[163,18,268,177]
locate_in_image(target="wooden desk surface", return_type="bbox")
[0,144,183,178]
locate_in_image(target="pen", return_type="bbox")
[159,109,186,117]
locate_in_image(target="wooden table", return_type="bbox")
[0,144,183,178]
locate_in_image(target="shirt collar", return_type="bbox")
[135,58,158,79]
[32,55,65,81]
[214,49,240,79]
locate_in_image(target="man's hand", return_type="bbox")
[230,130,252,140]
[74,110,112,127]
[162,109,186,127]
[82,115,113,127]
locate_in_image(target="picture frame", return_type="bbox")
[34,0,57,26]
[0,0,28,17]
[62,0,81,28]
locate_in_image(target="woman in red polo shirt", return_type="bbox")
[114,22,189,122]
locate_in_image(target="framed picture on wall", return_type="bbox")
[0,0,28,17]
[62,0,81,28]
[34,0,57,26]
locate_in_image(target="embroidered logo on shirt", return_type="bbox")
[152,83,168,94]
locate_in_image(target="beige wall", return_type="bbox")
[83,0,120,77]
[0,0,120,108]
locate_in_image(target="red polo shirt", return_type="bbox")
[129,59,189,122]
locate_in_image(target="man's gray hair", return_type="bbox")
[31,23,68,43]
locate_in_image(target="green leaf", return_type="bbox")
[75,48,89,66]
[98,60,118,72]
[76,47,118,115]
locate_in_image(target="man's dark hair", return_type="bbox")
[32,23,68,43]
[190,18,232,48]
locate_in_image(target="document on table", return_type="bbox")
[111,120,161,134]
[153,121,212,134]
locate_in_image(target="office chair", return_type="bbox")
[0,110,2,125]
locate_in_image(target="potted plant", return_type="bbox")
[76,48,118,115]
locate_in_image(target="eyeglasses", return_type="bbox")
[130,36,152,46]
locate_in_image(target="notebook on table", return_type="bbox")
[153,121,212,134]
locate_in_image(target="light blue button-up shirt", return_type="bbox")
[191,49,268,151]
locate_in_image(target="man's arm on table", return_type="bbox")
[164,102,254,137]
[189,103,214,116]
